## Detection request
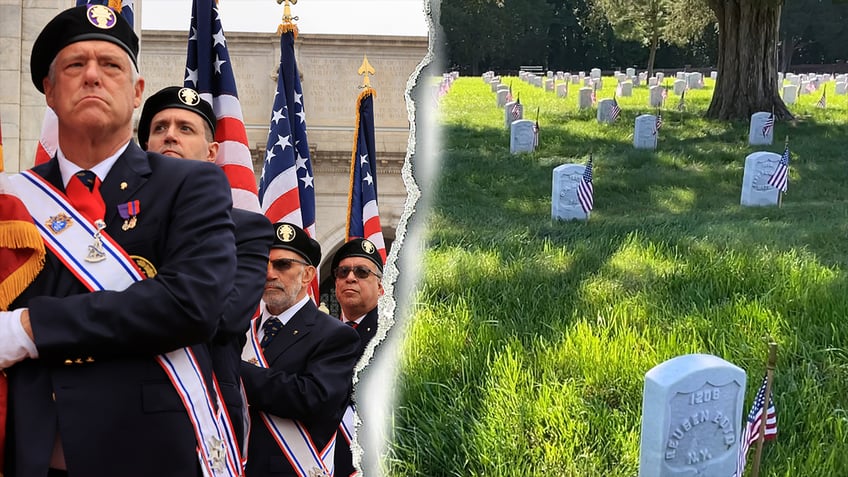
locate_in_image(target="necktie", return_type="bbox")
[260,317,283,348]
[345,320,358,329]
[65,170,105,223]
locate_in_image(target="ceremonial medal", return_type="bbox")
[46,213,73,234]
[206,435,227,473]
[118,200,140,231]
[85,219,107,263]
[130,255,157,278]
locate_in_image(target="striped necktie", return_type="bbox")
[260,317,283,348]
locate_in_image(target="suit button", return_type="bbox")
[52,392,56,401]
[85,357,95,363]
[64,359,73,365]
[74,358,83,364]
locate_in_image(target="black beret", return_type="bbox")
[31,4,139,94]
[331,238,384,274]
[271,222,321,268]
[138,86,217,150]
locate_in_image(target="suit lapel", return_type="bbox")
[263,302,316,364]
[101,142,152,226]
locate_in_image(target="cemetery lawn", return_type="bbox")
[386,76,848,476]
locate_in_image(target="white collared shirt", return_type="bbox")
[258,295,310,343]
[57,141,129,187]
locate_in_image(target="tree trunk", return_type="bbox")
[646,31,658,79]
[705,0,792,120]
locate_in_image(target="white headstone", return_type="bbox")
[710,71,718,81]
[556,83,569,98]
[748,112,774,146]
[656,72,665,83]
[510,120,536,154]
[687,72,703,90]
[547,71,554,79]
[649,77,658,87]
[638,354,746,477]
[578,87,594,110]
[620,81,633,97]
[639,72,648,84]
[649,86,664,107]
[675,71,686,80]
[590,68,602,79]
[777,72,784,86]
[634,114,659,150]
[552,163,591,221]
[626,67,636,77]
[782,85,798,104]
[572,75,581,85]
[533,76,543,88]
[673,79,687,95]
[740,151,782,206]
[597,98,615,124]
[490,79,501,93]
[836,82,847,95]
[594,77,604,89]
[504,101,523,129]
[544,78,555,92]
[496,89,509,108]
[584,77,593,87]
[632,75,641,87]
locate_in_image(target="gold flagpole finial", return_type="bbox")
[358,55,376,89]
[276,0,299,36]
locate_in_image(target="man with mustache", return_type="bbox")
[241,222,360,477]
[330,238,384,477]
[138,85,273,457]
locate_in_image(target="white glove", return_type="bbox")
[0,309,38,368]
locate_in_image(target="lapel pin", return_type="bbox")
[120,182,128,190]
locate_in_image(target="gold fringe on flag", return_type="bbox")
[345,87,376,241]
[276,0,299,38]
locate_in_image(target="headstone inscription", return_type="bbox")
[552,163,590,221]
[740,151,781,207]
[510,120,536,154]
[634,114,659,150]
[638,354,746,477]
[748,112,774,146]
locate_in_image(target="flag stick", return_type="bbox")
[750,341,778,477]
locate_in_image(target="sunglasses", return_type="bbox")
[270,258,311,272]
[333,265,382,280]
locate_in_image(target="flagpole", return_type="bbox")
[750,341,777,477]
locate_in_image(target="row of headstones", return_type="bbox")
[551,147,787,221]
[487,70,703,111]
[780,73,847,104]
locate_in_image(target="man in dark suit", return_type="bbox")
[330,238,384,477]
[138,85,273,455]
[2,5,237,476]
[241,222,359,477]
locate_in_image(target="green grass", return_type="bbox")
[386,76,848,476]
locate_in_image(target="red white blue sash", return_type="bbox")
[243,317,336,477]
[11,170,243,477]
[340,404,355,446]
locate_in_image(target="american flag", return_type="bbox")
[1,114,46,466]
[767,142,790,192]
[661,84,668,105]
[590,82,597,105]
[654,112,664,134]
[185,0,260,212]
[258,28,315,237]
[505,83,513,104]
[676,90,686,112]
[533,108,540,148]
[577,156,594,213]
[736,374,777,476]
[761,112,775,138]
[346,88,386,263]
[35,1,135,166]
[510,98,523,122]
[609,96,621,122]
[816,87,827,109]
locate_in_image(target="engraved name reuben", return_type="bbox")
[664,381,741,470]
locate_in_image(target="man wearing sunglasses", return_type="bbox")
[240,222,360,477]
[138,85,273,457]
[330,238,384,477]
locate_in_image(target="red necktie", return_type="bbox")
[65,170,105,223]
